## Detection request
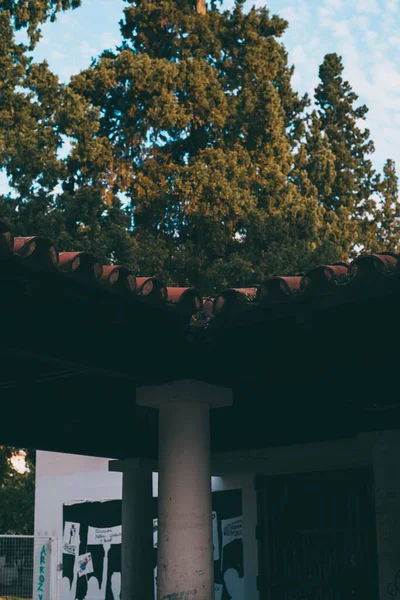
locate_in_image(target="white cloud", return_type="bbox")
[318,6,334,24]
[0,171,10,196]
[356,0,379,13]
[351,15,370,29]
[279,1,311,25]
[371,60,400,94]
[308,37,321,49]
[100,32,120,49]
[59,65,77,82]
[56,12,78,27]
[280,6,303,23]
[325,0,343,11]
[291,44,308,64]
[365,30,378,41]
[58,136,73,160]
[80,41,99,64]
[61,31,74,41]
[385,0,398,12]
[332,19,351,37]
[51,50,65,60]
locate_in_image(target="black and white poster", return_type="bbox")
[62,489,243,600]
[211,490,244,600]
[62,500,121,600]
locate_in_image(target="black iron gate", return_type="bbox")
[256,468,379,600]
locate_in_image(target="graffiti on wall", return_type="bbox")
[37,545,47,600]
[63,489,244,600]
[212,490,244,600]
[62,500,122,600]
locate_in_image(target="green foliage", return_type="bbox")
[65,0,321,288]
[2,0,82,48]
[376,159,400,251]
[1,2,400,293]
[0,449,35,535]
[0,4,134,266]
[305,53,380,259]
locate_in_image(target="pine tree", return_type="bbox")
[293,110,350,264]
[0,1,134,266]
[311,53,379,258]
[0,10,63,227]
[2,0,82,48]
[376,159,400,251]
[69,0,322,289]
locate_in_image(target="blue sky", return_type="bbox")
[2,0,399,197]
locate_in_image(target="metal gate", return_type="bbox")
[256,468,379,600]
[0,535,58,600]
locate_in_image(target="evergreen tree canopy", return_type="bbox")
[306,53,380,258]
[68,0,321,289]
[377,159,400,251]
[2,0,82,48]
[1,2,400,292]
[0,0,134,265]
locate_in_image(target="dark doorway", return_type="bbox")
[256,468,379,600]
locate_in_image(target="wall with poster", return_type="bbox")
[33,538,53,600]
[211,475,258,600]
[62,501,122,600]
[63,490,245,600]
[153,489,245,600]
[35,451,259,600]
[34,451,123,541]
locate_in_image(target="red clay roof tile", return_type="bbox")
[1,219,399,324]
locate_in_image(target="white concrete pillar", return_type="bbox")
[137,379,232,600]
[373,430,400,599]
[109,458,155,600]
[158,401,212,600]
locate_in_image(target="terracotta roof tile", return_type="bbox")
[58,251,103,282]
[348,252,398,280]
[136,277,167,302]
[301,263,349,294]
[166,287,202,314]
[1,219,400,328]
[101,265,136,293]
[262,276,303,302]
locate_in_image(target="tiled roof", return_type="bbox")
[2,217,400,458]
[1,218,399,328]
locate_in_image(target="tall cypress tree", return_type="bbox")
[292,110,343,265]
[69,0,323,289]
[310,53,379,258]
[376,159,400,251]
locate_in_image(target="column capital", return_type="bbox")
[136,378,232,408]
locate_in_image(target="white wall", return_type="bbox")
[212,475,259,600]
[36,435,380,600]
[35,452,258,598]
[152,472,259,600]
[34,451,123,539]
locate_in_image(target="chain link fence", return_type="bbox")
[0,536,57,600]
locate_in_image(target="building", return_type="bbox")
[2,220,400,599]
[34,450,258,600]
[35,429,400,600]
